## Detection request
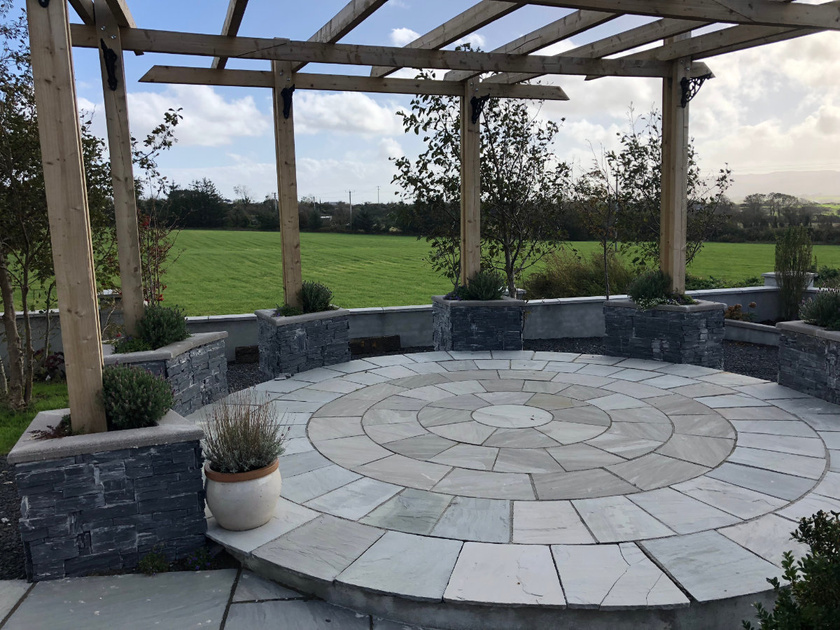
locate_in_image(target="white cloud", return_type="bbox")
[390,27,419,47]
[295,92,404,136]
[454,33,486,50]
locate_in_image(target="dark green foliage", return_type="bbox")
[113,337,153,354]
[800,290,840,330]
[101,365,174,431]
[685,274,728,290]
[816,266,840,289]
[524,251,637,299]
[274,303,303,317]
[135,305,188,350]
[775,227,814,321]
[299,281,333,314]
[627,270,674,309]
[138,546,169,576]
[743,510,840,630]
[460,269,505,301]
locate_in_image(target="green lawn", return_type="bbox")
[0,381,68,455]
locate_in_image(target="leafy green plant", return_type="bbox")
[775,226,813,321]
[274,303,303,317]
[299,280,333,314]
[138,546,169,576]
[113,337,153,354]
[743,510,840,629]
[627,270,672,309]
[816,265,840,289]
[800,290,840,330]
[460,269,505,301]
[524,250,637,299]
[135,305,189,349]
[101,365,174,431]
[203,391,287,474]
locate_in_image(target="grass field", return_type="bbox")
[0,382,68,454]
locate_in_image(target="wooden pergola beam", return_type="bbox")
[371,0,521,78]
[104,0,136,29]
[69,25,701,78]
[139,65,570,99]
[501,0,840,31]
[212,0,249,70]
[460,80,481,285]
[68,0,95,25]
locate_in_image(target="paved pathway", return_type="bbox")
[191,351,839,628]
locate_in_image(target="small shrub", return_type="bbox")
[139,546,170,576]
[274,303,303,317]
[800,289,840,330]
[523,251,636,299]
[775,226,813,321]
[460,269,505,301]
[685,274,727,291]
[182,547,212,572]
[725,302,757,322]
[101,365,174,431]
[113,336,153,354]
[299,281,333,314]
[136,304,189,349]
[627,270,695,310]
[816,266,840,289]
[743,510,840,629]
[203,391,287,474]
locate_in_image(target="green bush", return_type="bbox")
[299,280,333,314]
[101,365,174,431]
[817,265,840,289]
[744,510,840,630]
[523,251,637,299]
[275,303,303,317]
[113,337,152,354]
[113,305,189,354]
[460,269,505,301]
[800,290,840,330]
[138,546,170,576]
[775,227,813,321]
[627,269,673,309]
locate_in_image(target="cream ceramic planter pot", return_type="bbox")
[204,460,283,531]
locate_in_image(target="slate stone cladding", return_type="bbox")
[258,312,351,377]
[604,300,725,368]
[14,441,206,581]
[433,298,525,352]
[778,328,840,404]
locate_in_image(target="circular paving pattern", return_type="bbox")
[205,351,840,627]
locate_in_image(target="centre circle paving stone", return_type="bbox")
[202,351,840,629]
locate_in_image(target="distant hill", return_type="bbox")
[726,170,840,203]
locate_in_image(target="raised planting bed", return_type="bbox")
[104,332,228,417]
[724,319,780,347]
[256,309,351,378]
[432,295,525,352]
[8,409,206,581]
[604,299,726,368]
[777,321,840,403]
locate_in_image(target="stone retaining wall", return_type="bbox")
[777,321,840,403]
[432,296,525,352]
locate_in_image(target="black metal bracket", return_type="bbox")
[680,73,713,108]
[470,95,490,124]
[38,0,49,7]
[280,85,295,119]
[100,39,119,91]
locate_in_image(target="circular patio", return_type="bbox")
[203,350,840,630]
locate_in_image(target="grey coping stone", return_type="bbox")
[431,444,499,470]
[431,497,511,543]
[433,468,535,500]
[537,421,605,445]
[233,570,303,602]
[429,421,497,445]
[778,493,840,522]
[315,435,393,468]
[444,543,565,606]
[494,448,565,474]
[361,489,453,534]
[669,414,736,438]
[103,331,228,364]
[655,434,734,467]
[707,462,817,501]
[0,581,29,622]
[483,427,562,448]
[552,543,689,610]
[512,501,595,544]
[278,450,334,478]
[731,420,819,438]
[252,515,384,583]
[534,469,639,500]
[307,416,365,441]
[547,444,627,470]
[4,571,236,630]
[736,433,826,457]
[206,497,319,554]
[305,477,402,520]
[337,531,462,601]
[728,447,826,480]
[572,496,675,543]
[719,514,809,568]
[356,456,452,490]
[365,421,428,444]
[281,465,362,504]
[672,476,787,519]
[225,599,369,630]
[607,454,709,490]
[387,434,458,459]
[640,531,783,603]
[626,488,740,534]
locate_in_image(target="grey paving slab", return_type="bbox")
[492,350,535,360]
[305,477,402,520]
[477,378,524,392]
[719,514,808,568]
[772,396,840,416]
[344,371,390,386]
[607,407,670,425]
[589,394,649,411]
[731,420,819,438]
[5,571,236,630]
[552,372,614,387]
[534,469,639,500]
[372,395,427,411]
[778,493,840,522]
[648,394,715,416]
[612,358,665,370]
[832,450,840,472]
[577,364,623,377]
[669,383,736,398]
[673,476,787,519]
[716,406,797,420]
[493,447,565,473]
[368,354,420,367]
[698,373,766,387]
[330,359,379,373]
[474,359,510,370]
[418,406,474,426]
[282,465,362,504]
[586,431,662,458]
[736,433,826,457]
[277,449,333,478]
[670,414,736,438]
[438,380,486,395]
[627,488,740,534]
[728,447,826,480]
[577,354,624,365]
[364,409,423,426]
[512,360,549,371]
[361,489,453,534]
[640,531,782,602]
[285,436,316,455]
[476,391,533,405]
[534,351,579,362]
[402,351,452,363]
[314,397,378,417]
[208,498,319,553]
[523,380,571,394]
[536,421,605,444]
[444,543,565,606]
[695,394,770,409]
[483,427,562,448]
[562,387,616,404]
[358,455,452,490]
[798,412,840,431]
[546,361,584,373]
[547,443,626,470]
[513,501,595,544]
[639,375,699,390]
[707,462,816,501]
[611,368,661,382]
[608,454,709,490]
[603,380,669,399]
[0,581,29,622]
[553,543,689,609]
[253,515,384,583]
[820,431,840,448]
[654,363,720,378]
[431,497,511,543]
[431,444,499,470]
[433,468,535,499]
[441,359,478,371]
[365,421,428,444]
[406,361,449,375]
[551,405,612,426]
[401,385,454,402]
[390,374,450,389]
[572,496,675,542]
[371,366,420,380]
[387,433,458,459]
[656,434,734,467]
[338,531,462,601]
[498,369,556,381]
[225,599,369,630]
[814,471,840,498]
[734,383,810,400]
[431,420,497,445]
[315,435,393,468]
[473,403,554,426]
[233,570,303,602]
[427,394,486,412]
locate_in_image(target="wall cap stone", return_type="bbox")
[726,319,780,334]
[432,295,526,308]
[255,308,349,327]
[777,320,840,342]
[103,331,228,365]
[8,409,203,465]
[603,298,726,313]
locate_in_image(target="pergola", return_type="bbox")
[25,0,837,433]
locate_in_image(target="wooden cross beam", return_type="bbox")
[68,0,95,25]
[212,0,249,69]
[104,0,136,28]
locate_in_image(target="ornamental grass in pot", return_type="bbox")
[203,391,287,531]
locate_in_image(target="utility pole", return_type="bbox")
[348,190,354,227]
[376,186,380,204]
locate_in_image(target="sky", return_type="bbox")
[58,0,840,204]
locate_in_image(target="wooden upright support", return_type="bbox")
[460,80,481,285]
[272,59,303,308]
[26,0,107,433]
[660,55,690,294]
[96,3,145,335]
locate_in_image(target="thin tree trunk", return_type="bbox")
[0,255,25,410]
[20,274,33,405]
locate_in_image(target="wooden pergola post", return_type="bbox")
[26,0,107,433]
[660,55,690,294]
[460,80,481,285]
[95,2,145,335]
[272,59,304,308]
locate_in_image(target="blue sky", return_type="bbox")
[61,1,840,202]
